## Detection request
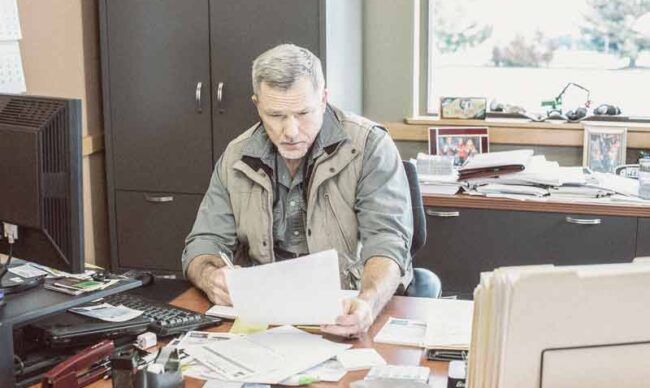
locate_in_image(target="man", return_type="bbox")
[182,44,413,338]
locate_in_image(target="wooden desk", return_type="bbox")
[87,287,449,387]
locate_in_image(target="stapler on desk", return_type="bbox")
[41,339,115,388]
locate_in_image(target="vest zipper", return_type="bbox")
[324,193,353,253]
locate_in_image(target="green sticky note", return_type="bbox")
[229,318,268,334]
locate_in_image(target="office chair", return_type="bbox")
[402,161,442,298]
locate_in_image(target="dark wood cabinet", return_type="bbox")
[209,0,324,158]
[100,0,361,273]
[105,0,213,194]
[420,196,646,296]
[115,191,203,272]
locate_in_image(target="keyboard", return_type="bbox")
[102,293,222,337]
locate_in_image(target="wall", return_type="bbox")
[18,0,108,267]
[363,0,418,122]
[326,0,363,114]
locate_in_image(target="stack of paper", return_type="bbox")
[373,299,473,351]
[468,262,650,388]
[183,325,351,384]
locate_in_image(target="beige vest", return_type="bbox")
[220,107,399,289]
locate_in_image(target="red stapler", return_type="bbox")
[41,339,115,388]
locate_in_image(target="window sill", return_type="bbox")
[384,117,650,148]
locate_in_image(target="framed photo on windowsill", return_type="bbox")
[440,97,487,120]
[583,124,627,174]
[429,127,489,166]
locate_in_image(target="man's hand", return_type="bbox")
[199,265,232,305]
[321,297,373,338]
[186,254,233,305]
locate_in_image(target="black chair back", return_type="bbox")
[402,161,426,257]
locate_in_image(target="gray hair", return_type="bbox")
[252,44,325,95]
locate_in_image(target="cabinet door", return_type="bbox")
[518,212,637,265]
[106,0,213,193]
[115,190,203,272]
[209,0,323,159]
[420,207,520,295]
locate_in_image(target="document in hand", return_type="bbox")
[459,149,533,180]
[468,262,650,388]
[226,249,343,325]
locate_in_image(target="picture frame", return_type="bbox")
[428,127,489,166]
[582,124,627,174]
[440,97,487,120]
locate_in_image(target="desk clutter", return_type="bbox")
[416,149,650,204]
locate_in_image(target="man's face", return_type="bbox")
[253,77,327,161]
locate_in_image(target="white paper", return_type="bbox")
[0,41,25,93]
[365,365,430,383]
[177,331,239,349]
[337,348,386,371]
[424,299,473,350]
[0,0,21,41]
[373,317,427,347]
[460,149,533,170]
[8,264,48,278]
[205,304,238,320]
[282,358,347,383]
[184,325,351,384]
[68,303,143,322]
[207,289,359,321]
[226,249,342,325]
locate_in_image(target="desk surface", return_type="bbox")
[423,192,650,217]
[88,286,450,387]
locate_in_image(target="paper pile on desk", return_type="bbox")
[183,325,351,384]
[373,299,473,351]
[226,249,342,325]
[468,262,650,388]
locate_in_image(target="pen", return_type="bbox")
[219,252,234,269]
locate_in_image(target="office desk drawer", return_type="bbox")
[115,190,202,272]
[420,207,637,295]
[517,212,637,265]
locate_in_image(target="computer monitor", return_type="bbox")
[0,94,84,285]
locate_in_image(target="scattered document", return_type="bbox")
[69,303,143,322]
[226,249,342,325]
[373,317,427,347]
[177,331,239,349]
[337,348,386,371]
[8,264,48,278]
[424,299,473,351]
[183,325,351,384]
[281,358,347,383]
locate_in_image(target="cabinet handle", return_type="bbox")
[565,216,601,225]
[425,209,460,217]
[217,81,224,105]
[145,195,174,203]
[195,82,203,113]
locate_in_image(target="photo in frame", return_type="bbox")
[440,97,487,119]
[583,124,627,173]
[428,127,489,166]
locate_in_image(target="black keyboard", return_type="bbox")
[102,293,222,337]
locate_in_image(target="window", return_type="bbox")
[427,0,650,117]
